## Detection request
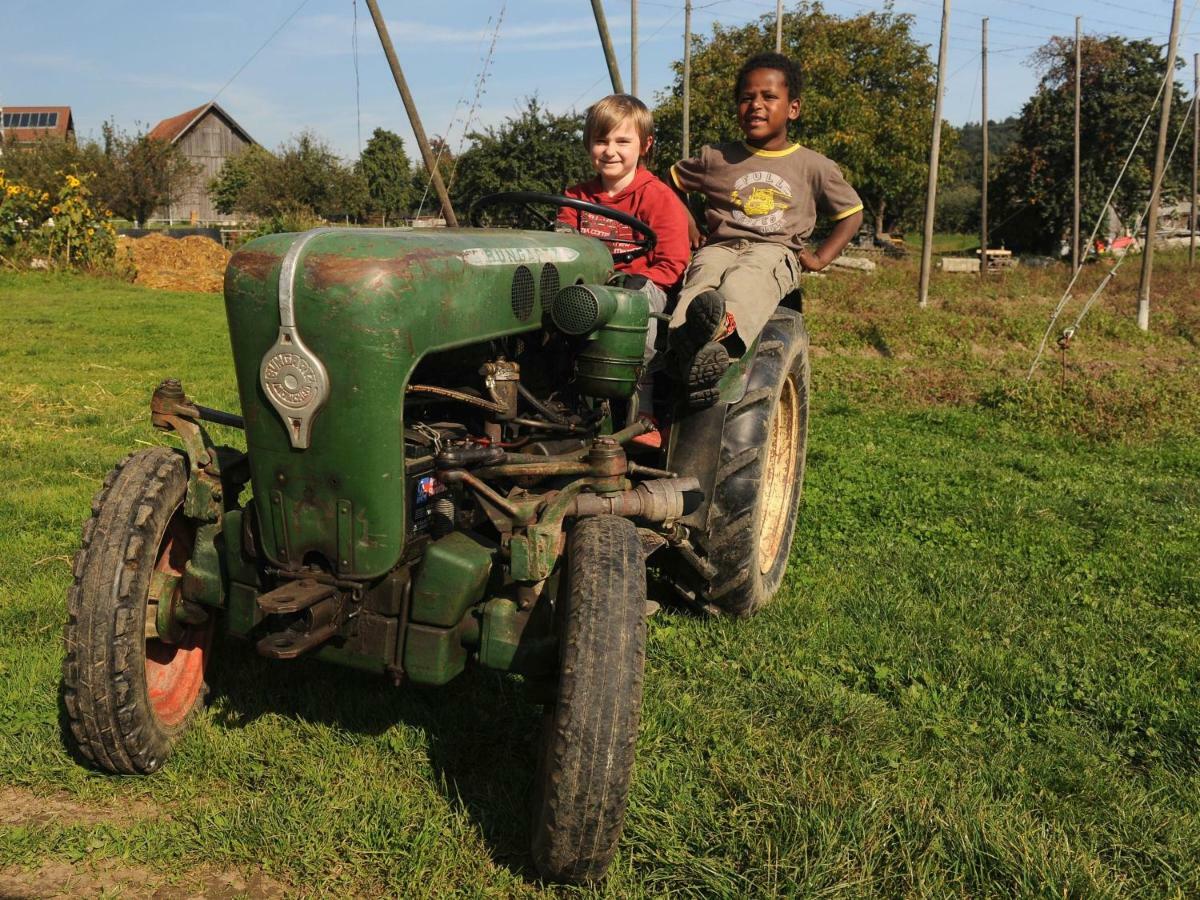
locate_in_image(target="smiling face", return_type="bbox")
[589,116,650,194]
[736,67,800,150]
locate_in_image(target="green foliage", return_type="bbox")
[449,98,590,211]
[992,36,1194,253]
[208,144,271,216]
[0,125,196,228]
[98,122,200,226]
[652,3,948,232]
[357,128,413,225]
[954,116,1021,185]
[209,132,367,222]
[935,182,981,233]
[0,134,110,200]
[0,171,116,269]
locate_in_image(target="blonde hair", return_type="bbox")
[583,94,654,162]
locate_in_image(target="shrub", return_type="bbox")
[0,170,117,270]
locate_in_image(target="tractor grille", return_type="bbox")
[539,263,560,303]
[511,266,535,321]
[552,284,601,335]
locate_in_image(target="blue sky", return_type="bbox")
[2,0,1197,165]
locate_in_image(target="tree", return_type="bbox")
[0,134,111,200]
[209,132,362,221]
[652,3,949,233]
[357,128,413,225]
[449,99,590,213]
[99,122,199,225]
[991,36,1193,253]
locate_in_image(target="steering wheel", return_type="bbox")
[468,191,657,264]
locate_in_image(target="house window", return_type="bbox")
[47,112,57,127]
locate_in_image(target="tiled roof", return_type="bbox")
[1,105,74,142]
[147,102,254,146]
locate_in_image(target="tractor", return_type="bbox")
[62,193,810,883]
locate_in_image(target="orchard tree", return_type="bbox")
[653,3,949,233]
[209,132,362,220]
[99,122,199,225]
[0,134,111,199]
[357,127,413,225]
[991,35,1193,253]
[450,99,590,216]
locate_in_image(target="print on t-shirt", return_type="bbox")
[730,170,793,234]
[576,210,638,256]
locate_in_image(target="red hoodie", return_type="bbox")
[557,167,690,290]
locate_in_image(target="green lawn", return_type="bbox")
[1,265,1198,897]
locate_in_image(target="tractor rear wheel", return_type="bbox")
[531,515,646,884]
[62,447,213,774]
[702,309,810,616]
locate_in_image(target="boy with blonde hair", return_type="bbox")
[557,94,690,442]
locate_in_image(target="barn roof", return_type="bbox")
[1,106,75,142]
[147,101,255,146]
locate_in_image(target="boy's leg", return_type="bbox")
[669,243,739,327]
[713,242,801,350]
[634,279,668,413]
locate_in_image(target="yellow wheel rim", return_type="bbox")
[758,376,800,575]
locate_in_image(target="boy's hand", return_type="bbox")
[688,217,703,250]
[798,210,864,273]
[796,248,823,271]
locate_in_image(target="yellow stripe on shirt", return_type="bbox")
[742,142,801,158]
[832,203,864,221]
[669,165,684,191]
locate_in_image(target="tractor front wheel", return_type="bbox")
[63,447,214,774]
[531,515,647,884]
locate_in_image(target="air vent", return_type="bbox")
[552,284,601,335]
[511,266,535,321]
[539,263,560,303]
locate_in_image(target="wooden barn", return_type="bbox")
[148,102,255,224]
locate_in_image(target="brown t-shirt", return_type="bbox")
[670,142,863,251]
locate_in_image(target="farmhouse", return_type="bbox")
[0,106,75,144]
[148,101,254,224]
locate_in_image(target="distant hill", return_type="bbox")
[955,117,1021,184]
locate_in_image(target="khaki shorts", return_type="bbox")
[671,240,801,347]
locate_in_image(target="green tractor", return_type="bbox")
[62,194,809,883]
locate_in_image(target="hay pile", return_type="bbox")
[118,234,230,293]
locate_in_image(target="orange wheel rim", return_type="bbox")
[145,511,211,728]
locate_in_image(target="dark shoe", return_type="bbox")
[684,341,730,409]
[666,290,726,381]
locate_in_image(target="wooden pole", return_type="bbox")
[1136,0,1182,331]
[1191,53,1197,267]
[1072,17,1081,273]
[980,18,988,280]
[682,0,692,158]
[363,0,457,226]
[918,0,950,307]
[631,0,638,97]
[591,0,625,94]
[775,0,783,53]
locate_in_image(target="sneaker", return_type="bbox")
[665,290,727,381]
[683,342,730,409]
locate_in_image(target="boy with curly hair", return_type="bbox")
[667,52,864,406]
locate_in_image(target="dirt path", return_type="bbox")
[0,787,287,899]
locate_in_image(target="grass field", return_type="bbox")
[0,255,1198,897]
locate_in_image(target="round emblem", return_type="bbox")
[262,351,319,408]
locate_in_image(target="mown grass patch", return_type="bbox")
[1,263,1198,896]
